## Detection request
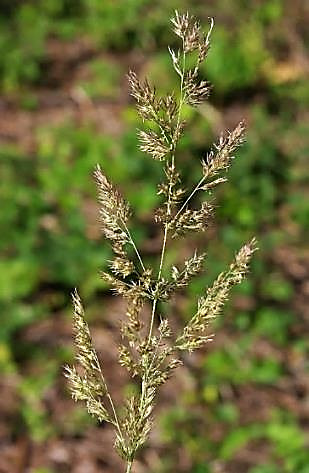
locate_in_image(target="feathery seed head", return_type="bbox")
[66,12,256,470]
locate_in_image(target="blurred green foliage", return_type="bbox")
[0,0,308,471]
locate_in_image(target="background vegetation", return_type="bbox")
[0,1,308,472]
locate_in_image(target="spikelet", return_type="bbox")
[184,69,211,107]
[128,71,157,120]
[116,393,153,461]
[109,257,135,277]
[170,11,214,107]
[152,252,206,301]
[171,11,201,53]
[171,251,206,288]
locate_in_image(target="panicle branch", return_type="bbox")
[94,164,145,276]
[202,121,246,180]
[152,251,206,301]
[169,201,214,238]
[170,11,214,107]
[94,164,130,256]
[176,239,257,352]
[64,290,112,423]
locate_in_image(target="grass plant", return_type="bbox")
[64,11,257,472]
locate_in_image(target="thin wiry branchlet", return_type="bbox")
[202,121,246,179]
[101,271,131,297]
[66,12,257,472]
[101,271,147,300]
[176,239,257,352]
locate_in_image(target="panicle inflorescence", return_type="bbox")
[65,11,257,473]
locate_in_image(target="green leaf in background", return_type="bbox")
[219,424,264,460]
[249,465,280,473]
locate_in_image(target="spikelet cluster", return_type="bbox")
[64,291,111,422]
[65,11,257,473]
[176,238,257,351]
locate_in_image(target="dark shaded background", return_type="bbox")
[0,1,308,472]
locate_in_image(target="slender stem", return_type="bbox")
[148,298,157,344]
[126,460,133,473]
[176,46,186,128]
[158,218,169,281]
[149,164,173,343]
[107,392,123,438]
[174,175,206,219]
[158,49,186,273]
[121,218,146,272]
[93,350,124,440]
[128,232,146,272]
[148,47,187,343]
